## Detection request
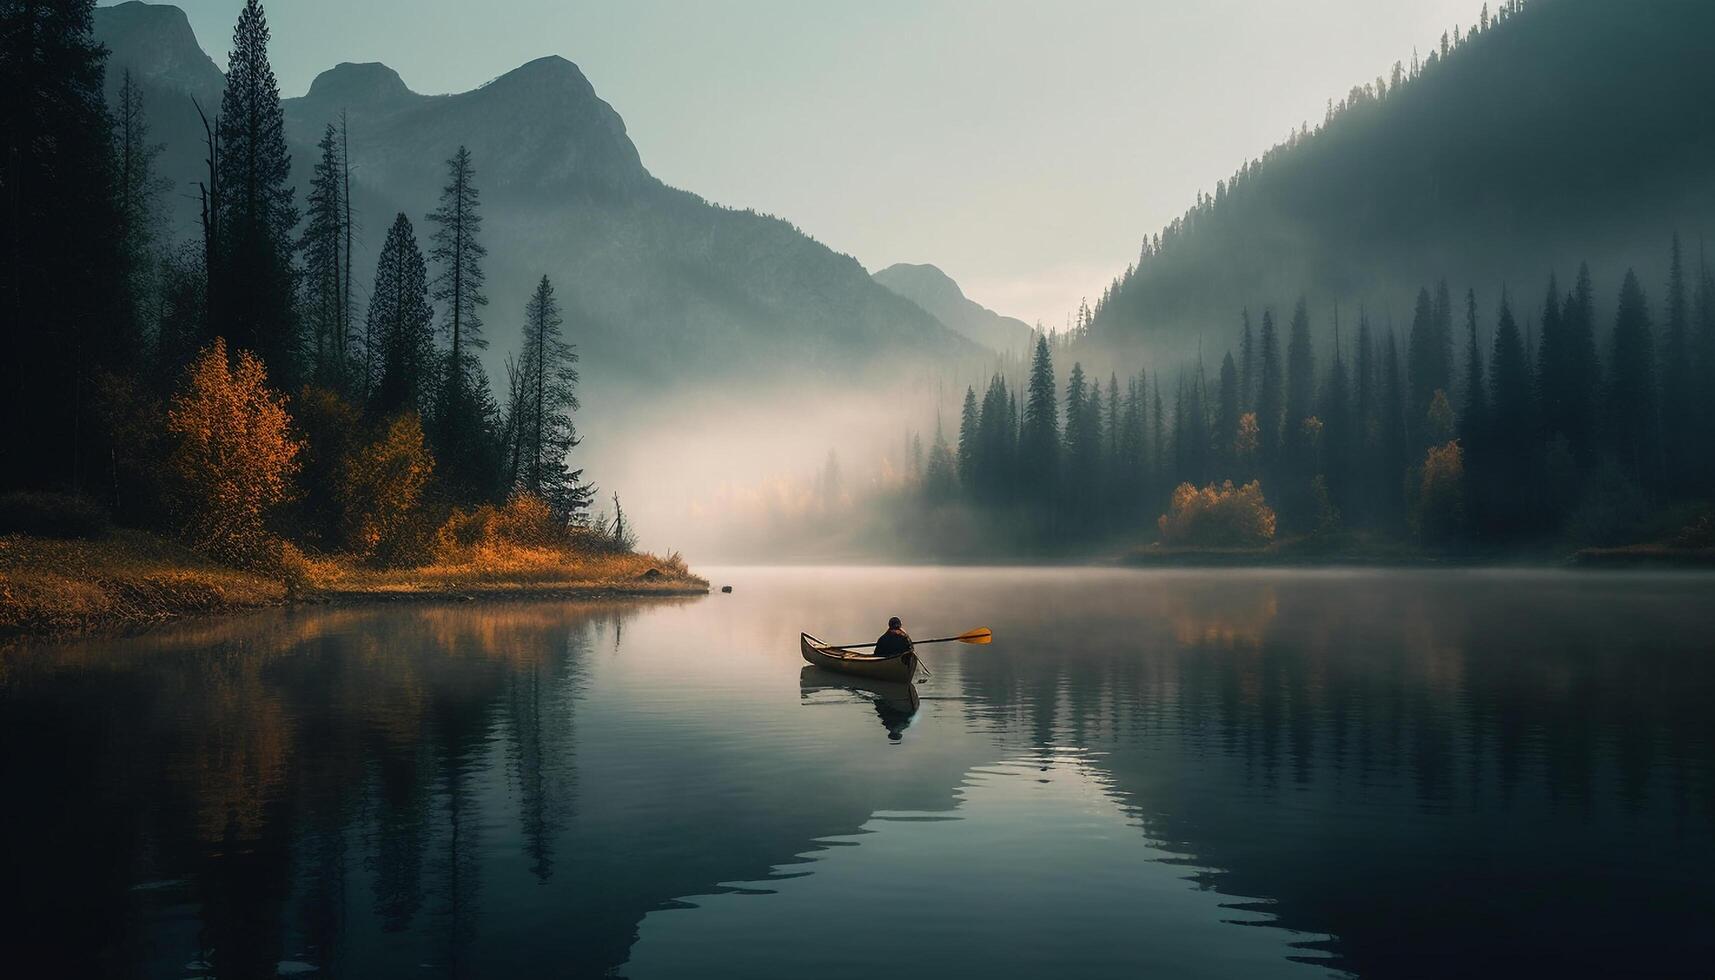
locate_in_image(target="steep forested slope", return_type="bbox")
[1093,0,1715,355]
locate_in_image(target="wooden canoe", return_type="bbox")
[800,632,917,683]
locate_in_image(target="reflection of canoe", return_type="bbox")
[799,666,921,739]
[800,632,917,683]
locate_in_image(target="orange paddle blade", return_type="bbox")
[957,627,993,644]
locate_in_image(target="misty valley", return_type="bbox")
[4,0,1715,977]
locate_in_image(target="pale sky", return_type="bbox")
[118,0,1476,327]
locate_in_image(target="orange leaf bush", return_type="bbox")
[166,339,303,565]
[1158,480,1277,547]
[337,412,435,563]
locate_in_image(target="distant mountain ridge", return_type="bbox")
[873,263,1034,354]
[93,2,975,395]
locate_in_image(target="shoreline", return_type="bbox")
[0,531,709,642]
[1,582,712,644]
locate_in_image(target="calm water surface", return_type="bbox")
[4,567,1714,978]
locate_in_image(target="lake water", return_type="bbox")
[3,567,1714,978]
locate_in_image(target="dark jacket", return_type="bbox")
[874,628,914,659]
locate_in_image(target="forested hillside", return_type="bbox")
[1090,0,1715,359]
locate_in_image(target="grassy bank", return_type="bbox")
[0,531,287,635]
[1,530,707,639]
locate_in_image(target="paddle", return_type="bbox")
[822,627,992,652]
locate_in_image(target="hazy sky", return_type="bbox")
[125,0,1475,327]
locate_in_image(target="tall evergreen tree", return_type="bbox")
[1378,330,1409,526]
[956,386,979,490]
[1256,309,1284,464]
[1,0,124,489]
[426,146,495,499]
[1606,270,1657,486]
[300,123,347,386]
[113,68,166,368]
[511,276,592,520]
[1460,288,1488,444]
[1285,297,1316,434]
[1215,352,1240,476]
[1659,234,1694,488]
[365,214,434,417]
[1019,336,1060,504]
[1238,308,1256,410]
[1541,264,1600,464]
[1487,289,1535,535]
[1407,286,1446,430]
[1321,319,1352,511]
[215,0,300,380]
[428,149,487,398]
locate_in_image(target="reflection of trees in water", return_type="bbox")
[950,574,1715,977]
[0,600,643,977]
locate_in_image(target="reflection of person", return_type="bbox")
[874,617,915,659]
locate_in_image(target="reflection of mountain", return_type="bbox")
[92,3,976,394]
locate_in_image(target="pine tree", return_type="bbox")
[1238,308,1256,410]
[215,0,300,381]
[1020,336,1060,505]
[956,386,979,490]
[1487,289,1534,535]
[1379,330,1409,526]
[113,68,166,368]
[1407,286,1444,430]
[366,214,434,417]
[511,276,592,520]
[923,415,957,502]
[1460,288,1488,444]
[1321,318,1352,512]
[300,123,347,386]
[425,146,496,500]
[1606,270,1657,487]
[1,0,124,490]
[1285,297,1316,436]
[1256,309,1284,463]
[1541,264,1600,465]
[1216,352,1240,477]
[1659,234,1694,489]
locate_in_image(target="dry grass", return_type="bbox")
[306,541,707,598]
[0,531,287,635]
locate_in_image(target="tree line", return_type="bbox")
[2,0,600,556]
[897,237,1715,551]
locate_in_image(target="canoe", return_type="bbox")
[800,632,917,683]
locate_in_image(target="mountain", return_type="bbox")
[872,263,1034,354]
[1091,0,1715,357]
[93,2,975,396]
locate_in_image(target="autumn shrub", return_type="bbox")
[166,339,303,566]
[1411,439,1466,545]
[434,492,568,565]
[1158,480,1277,547]
[337,412,436,564]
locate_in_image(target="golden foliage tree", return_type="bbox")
[167,339,303,562]
[338,412,435,561]
[1158,480,1277,547]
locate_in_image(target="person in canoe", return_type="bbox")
[874,617,915,659]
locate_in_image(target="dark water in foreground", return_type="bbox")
[4,568,1714,978]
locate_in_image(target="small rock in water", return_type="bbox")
[720,585,733,593]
